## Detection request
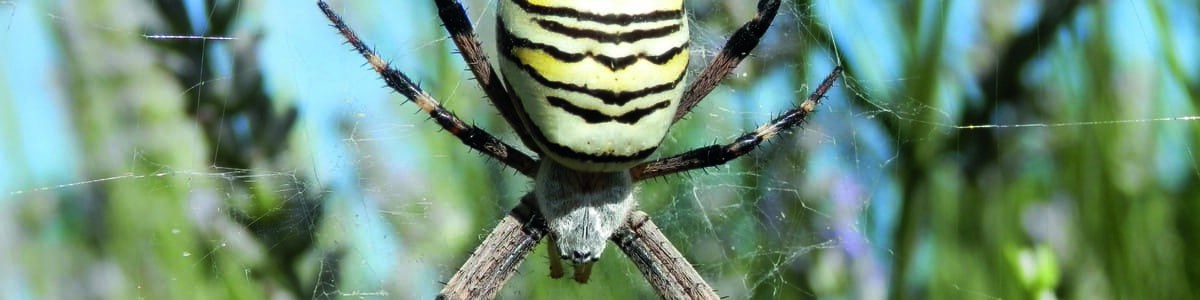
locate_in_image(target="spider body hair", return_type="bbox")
[534,160,634,264]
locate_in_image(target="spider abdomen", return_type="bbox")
[499,0,690,172]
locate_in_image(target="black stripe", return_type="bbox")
[498,34,686,106]
[512,0,682,25]
[500,77,659,165]
[547,97,671,124]
[524,115,659,164]
[535,19,680,44]
[515,58,683,105]
[498,21,686,71]
[614,100,671,124]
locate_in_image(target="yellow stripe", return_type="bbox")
[513,46,687,97]
[524,0,682,14]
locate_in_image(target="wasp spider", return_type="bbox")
[319,0,841,280]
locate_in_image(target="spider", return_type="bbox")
[318,0,840,285]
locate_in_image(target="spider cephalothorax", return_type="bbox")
[319,0,841,285]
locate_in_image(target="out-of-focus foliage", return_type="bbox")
[1,0,1196,299]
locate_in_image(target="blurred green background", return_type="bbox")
[2,0,1197,299]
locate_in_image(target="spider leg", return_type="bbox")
[319,1,538,177]
[432,0,538,151]
[547,236,565,279]
[674,0,783,123]
[572,262,594,283]
[632,67,842,181]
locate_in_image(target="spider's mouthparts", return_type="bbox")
[562,249,600,264]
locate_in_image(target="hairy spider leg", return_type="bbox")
[674,0,783,123]
[632,67,843,181]
[433,0,539,151]
[318,1,539,176]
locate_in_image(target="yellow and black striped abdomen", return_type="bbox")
[498,0,689,172]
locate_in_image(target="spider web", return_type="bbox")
[3,0,1198,299]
